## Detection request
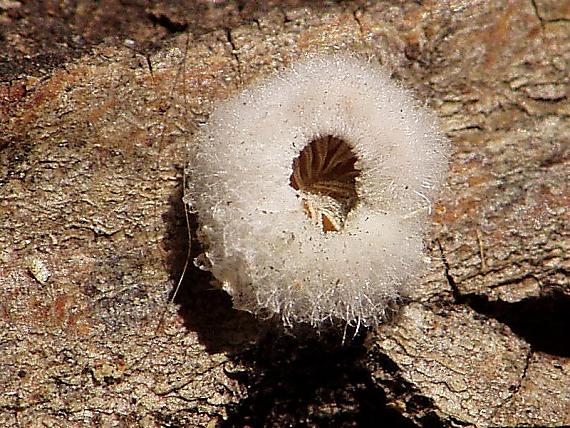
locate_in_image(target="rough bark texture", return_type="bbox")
[1,0,568,427]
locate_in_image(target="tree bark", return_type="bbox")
[1,1,568,426]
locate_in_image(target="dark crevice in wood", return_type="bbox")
[463,289,570,357]
[147,13,189,33]
[438,240,569,357]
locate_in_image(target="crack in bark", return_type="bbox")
[436,239,463,303]
[530,0,544,27]
[225,28,242,85]
[352,8,364,37]
[529,0,570,26]
[437,239,569,356]
[489,347,533,421]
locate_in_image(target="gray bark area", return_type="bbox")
[1,1,568,426]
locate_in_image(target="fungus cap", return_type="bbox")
[185,54,449,327]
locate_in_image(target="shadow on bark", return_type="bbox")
[220,330,421,428]
[162,179,430,426]
[466,288,570,357]
[162,178,260,354]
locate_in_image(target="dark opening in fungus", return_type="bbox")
[290,135,360,232]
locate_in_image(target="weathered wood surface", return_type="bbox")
[1,1,568,426]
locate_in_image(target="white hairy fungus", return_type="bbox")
[185,54,449,327]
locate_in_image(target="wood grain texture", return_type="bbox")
[1,1,568,426]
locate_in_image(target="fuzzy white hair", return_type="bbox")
[185,54,449,327]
